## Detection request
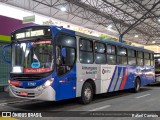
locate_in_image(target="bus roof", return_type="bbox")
[12,25,154,53]
[74,29,154,53]
[100,38,153,53]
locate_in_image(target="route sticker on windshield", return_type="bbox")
[31,40,51,45]
[31,62,40,68]
[24,68,52,74]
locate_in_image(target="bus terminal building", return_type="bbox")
[0,0,160,119]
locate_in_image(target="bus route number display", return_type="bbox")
[16,30,44,39]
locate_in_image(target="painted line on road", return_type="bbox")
[0,103,7,106]
[0,100,34,106]
[88,105,111,111]
[136,94,150,99]
[81,105,111,115]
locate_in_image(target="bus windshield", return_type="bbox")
[11,40,54,74]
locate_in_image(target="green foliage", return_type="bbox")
[99,34,118,41]
[99,34,132,45]
[123,41,132,45]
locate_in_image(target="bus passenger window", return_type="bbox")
[150,53,154,66]
[117,56,127,65]
[95,42,106,64]
[56,46,76,75]
[144,59,150,66]
[61,47,75,65]
[144,52,150,66]
[117,47,127,56]
[107,45,116,54]
[137,58,143,66]
[80,39,93,51]
[56,34,76,76]
[79,39,93,64]
[80,52,93,64]
[107,55,116,64]
[137,51,143,66]
[117,47,127,65]
[107,44,116,65]
[128,49,136,66]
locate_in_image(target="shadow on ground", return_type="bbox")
[147,82,160,87]
[6,87,152,111]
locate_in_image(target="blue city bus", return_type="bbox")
[3,25,155,104]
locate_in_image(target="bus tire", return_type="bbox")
[132,77,141,93]
[79,82,93,104]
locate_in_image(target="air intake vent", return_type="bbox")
[12,76,42,81]
[10,71,52,81]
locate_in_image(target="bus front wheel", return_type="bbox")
[79,82,93,104]
[132,78,141,93]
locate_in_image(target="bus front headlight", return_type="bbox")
[42,78,54,88]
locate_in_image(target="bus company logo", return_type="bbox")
[102,69,106,74]
[102,69,111,74]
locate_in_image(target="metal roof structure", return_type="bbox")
[1,0,160,45]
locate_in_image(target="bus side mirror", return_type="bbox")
[2,44,11,63]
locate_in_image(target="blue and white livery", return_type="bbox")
[3,25,155,104]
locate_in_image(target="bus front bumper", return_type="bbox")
[9,85,56,101]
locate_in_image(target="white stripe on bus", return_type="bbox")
[109,67,118,92]
[115,67,124,91]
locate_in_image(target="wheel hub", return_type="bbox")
[84,88,91,100]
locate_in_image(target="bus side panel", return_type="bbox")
[52,26,77,101]
[147,66,155,84]
[123,66,155,90]
[122,66,136,90]
[101,65,116,93]
[107,65,136,91]
[107,65,143,91]
[76,63,101,97]
[55,65,76,101]
[123,66,147,89]
[143,66,155,85]
[107,65,124,92]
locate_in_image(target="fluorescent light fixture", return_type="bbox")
[108,24,112,29]
[134,35,138,38]
[158,19,160,22]
[0,3,118,39]
[105,24,119,33]
[152,41,156,43]
[60,7,66,11]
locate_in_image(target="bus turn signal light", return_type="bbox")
[9,80,21,87]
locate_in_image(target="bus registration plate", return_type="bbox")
[20,91,28,96]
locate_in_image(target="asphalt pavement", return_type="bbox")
[0,83,160,120]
